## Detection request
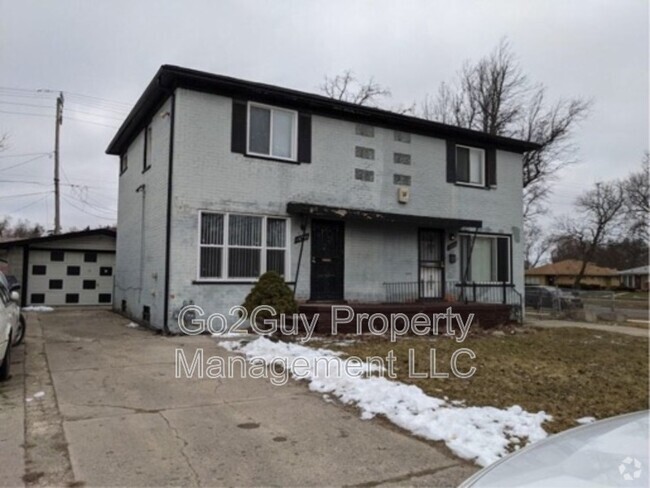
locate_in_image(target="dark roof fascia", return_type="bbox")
[106,65,541,155]
[286,202,482,229]
[0,229,116,249]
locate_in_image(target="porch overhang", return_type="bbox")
[286,202,482,229]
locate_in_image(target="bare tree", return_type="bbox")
[524,220,552,269]
[623,152,649,241]
[0,217,44,241]
[553,181,625,288]
[421,39,590,217]
[320,70,391,107]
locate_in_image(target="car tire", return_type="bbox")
[0,333,12,382]
[13,315,26,346]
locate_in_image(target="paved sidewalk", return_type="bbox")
[527,319,649,337]
[9,308,476,487]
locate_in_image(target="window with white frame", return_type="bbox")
[456,145,485,186]
[198,212,288,280]
[247,103,297,160]
[460,234,510,283]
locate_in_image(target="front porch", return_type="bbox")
[298,301,515,335]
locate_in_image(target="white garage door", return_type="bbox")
[27,250,114,306]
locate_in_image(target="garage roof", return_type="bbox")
[0,228,116,249]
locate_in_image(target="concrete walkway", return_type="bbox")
[1,308,476,487]
[527,319,649,337]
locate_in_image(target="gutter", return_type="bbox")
[162,80,176,335]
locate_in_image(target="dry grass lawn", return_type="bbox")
[319,327,649,433]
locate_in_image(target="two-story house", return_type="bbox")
[107,65,538,333]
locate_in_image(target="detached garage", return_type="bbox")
[0,229,116,307]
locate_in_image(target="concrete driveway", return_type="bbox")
[1,309,476,487]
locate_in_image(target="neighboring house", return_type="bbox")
[106,65,538,332]
[525,260,620,289]
[618,265,649,291]
[0,229,116,306]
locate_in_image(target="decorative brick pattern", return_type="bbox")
[394,131,411,143]
[393,174,411,186]
[393,152,411,165]
[355,168,375,182]
[355,146,375,160]
[355,124,375,137]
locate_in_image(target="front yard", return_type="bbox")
[321,327,649,434]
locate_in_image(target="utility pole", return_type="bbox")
[54,92,63,234]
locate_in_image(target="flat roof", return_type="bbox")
[0,228,116,249]
[106,65,541,156]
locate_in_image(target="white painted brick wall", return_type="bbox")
[116,88,525,331]
[114,98,171,327]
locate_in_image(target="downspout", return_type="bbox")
[163,85,176,335]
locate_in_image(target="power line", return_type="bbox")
[10,194,50,213]
[0,153,51,172]
[0,109,51,118]
[62,194,116,221]
[0,152,50,159]
[0,190,52,200]
[0,100,53,110]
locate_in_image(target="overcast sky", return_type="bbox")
[0,0,647,232]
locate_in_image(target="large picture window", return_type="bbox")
[247,103,297,160]
[460,234,510,283]
[198,212,288,281]
[456,145,485,186]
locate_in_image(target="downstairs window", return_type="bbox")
[198,212,288,281]
[460,234,510,283]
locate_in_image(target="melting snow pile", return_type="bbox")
[22,306,54,312]
[219,336,551,467]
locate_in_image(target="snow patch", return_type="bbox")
[576,416,596,424]
[33,391,45,399]
[126,322,139,328]
[22,306,54,312]
[221,337,551,467]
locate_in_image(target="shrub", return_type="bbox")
[242,272,298,322]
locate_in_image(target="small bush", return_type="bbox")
[243,272,298,322]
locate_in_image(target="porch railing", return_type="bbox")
[383,280,523,321]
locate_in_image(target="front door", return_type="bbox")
[419,230,444,299]
[310,219,344,301]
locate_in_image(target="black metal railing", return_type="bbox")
[383,280,523,321]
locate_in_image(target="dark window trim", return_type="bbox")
[50,250,65,262]
[84,252,98,263]
[120,153,128,176]
[32,265,47,275]
[65,293,80,304]
[49,279,63,290]
[142,124,152,173]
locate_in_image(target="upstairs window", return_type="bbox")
[247,103,297,161]
[447,141,496,188]
[120,154,128,174]
[456,145,485,186]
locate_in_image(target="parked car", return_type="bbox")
[525,285,583,310]
[3,275,25,345]
[0,270,20,380]
[460,410,649,487]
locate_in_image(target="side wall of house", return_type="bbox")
[114,98,172,329]
[164,89,524,330]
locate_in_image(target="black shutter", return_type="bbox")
[298,113,311,163]
[446,140,456,183]
[496,237,509,282]
[486,148,497,187]
[231,99,247,154]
